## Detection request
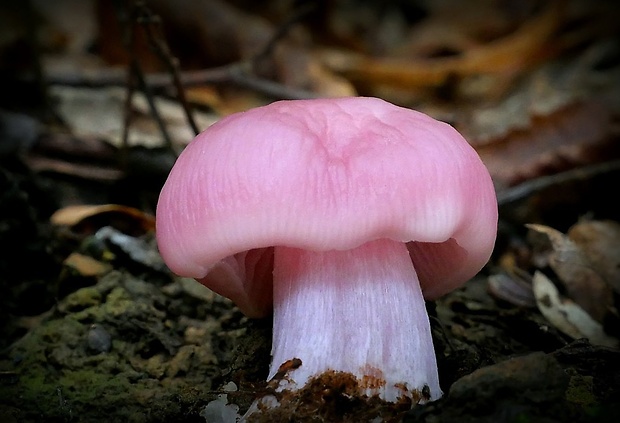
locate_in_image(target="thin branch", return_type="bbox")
[119,0,174,159]
[120,60,137,167]
[251,2,317,65]
[120,2,138,167]
[496,159,620,206]
[40,66,319,100]
[133,61,174,148]
[25,2,319,101]
[136,2,200,136]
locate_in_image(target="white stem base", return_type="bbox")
[270,238,442,402]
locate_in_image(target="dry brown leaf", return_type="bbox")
[97,0,274,71]
[304,60,357,98]
[63,252,111,277]
[51,204,155,235]
[487,272,536,308]
[185,86,272,117]
[475,100,614,188]
[526,223,613,323]
[147,0,274,68]
[532,271,618,348]
[392,5,504,58]
[320,1,562,89]
[273,47,357,98]
[568,219,620,293]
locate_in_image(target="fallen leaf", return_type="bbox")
[568,219,620,293]
[487,271,536,308]
[532,271,618,349]
[475,100,614,189]
[63,252,111,277]
[185,85,269,117]
[274,48,357,98]
[320,1,562,89]
[50,204,155,235]
[144,0,274,68]
[526,223,613,323]
[50,86,217,148]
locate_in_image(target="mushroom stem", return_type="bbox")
[270,238,442,402]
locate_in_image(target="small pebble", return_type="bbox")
[87,324,112,353]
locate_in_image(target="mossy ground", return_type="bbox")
[0,269,260,423]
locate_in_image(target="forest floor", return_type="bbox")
[1,0,620,421]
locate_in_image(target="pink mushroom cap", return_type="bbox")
[156,96,497,318]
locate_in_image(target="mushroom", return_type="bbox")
[156,97,497,407]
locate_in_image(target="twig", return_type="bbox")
[496,160,620,206]
[133,61,174,148]
[251,2,317,66]
[135,1,200,136]
[111,0,319,159]
[41,66,318,100]
[120,2,138,168]
[25,2,319,101]
[225,66,319,100]
[119,0,174,159]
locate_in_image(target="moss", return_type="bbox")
[57,286,102,313]
[0,271,237,422]
[565,373,598,409]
